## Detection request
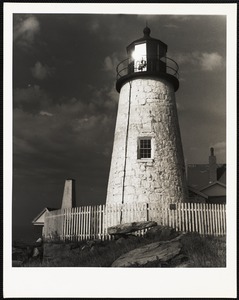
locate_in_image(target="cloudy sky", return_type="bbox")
[12,13,226,241]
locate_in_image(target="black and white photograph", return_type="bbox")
[3,3,237,298]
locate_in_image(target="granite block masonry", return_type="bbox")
[106,27,188,208]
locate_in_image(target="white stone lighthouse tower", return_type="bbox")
[106,27,188,206]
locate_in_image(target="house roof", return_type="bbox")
[32,207,57,225]
[217,164,226,184]
[187,163,226,189]
[188,186,208,199]
[199,181,226,192]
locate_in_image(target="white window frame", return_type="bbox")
[137,137,154,161]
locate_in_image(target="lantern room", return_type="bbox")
[116,26,179,92]
[127,26,167,74]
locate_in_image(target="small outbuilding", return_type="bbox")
[32,178,76,236]
[32,207,57,236]
[199,181,226,204]
[187,148,226,204]
[188,186,208,203]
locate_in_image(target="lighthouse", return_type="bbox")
[106,26,188,207]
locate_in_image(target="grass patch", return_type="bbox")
[24,236,149,267]
[180,233,226,267]
[21,232,226,268]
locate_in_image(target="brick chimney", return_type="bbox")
[61,179,76,209]
[209,147,217,183]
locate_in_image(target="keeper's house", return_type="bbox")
[187,148,226,204]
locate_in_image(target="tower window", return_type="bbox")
[138,138,152,159]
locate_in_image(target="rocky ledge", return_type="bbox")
[13,224,197,267]
[111,233,188,267]
[108,222,189,267]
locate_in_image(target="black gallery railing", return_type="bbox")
[116,56,179,80]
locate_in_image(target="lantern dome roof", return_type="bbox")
[143,26,151,37]
[126,27,167,51]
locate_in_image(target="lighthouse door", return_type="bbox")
[133,43,147,72]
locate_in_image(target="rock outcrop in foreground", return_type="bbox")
[108,221,157,236]
[13,224,226,267]
[111,234,184,267]
[108,223,190,267]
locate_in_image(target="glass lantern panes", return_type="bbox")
[133,43,147,72]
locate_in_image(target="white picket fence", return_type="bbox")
[44,202,226,241]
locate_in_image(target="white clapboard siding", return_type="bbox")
[44,202,226,241]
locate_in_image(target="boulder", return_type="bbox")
[111,235,183,267]
[145,225,163,236]
[145,225,179,241]
[32,247,40,257]
[108,221,157,235]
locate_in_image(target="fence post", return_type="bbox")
[185,202,188,232]
[102,204,105,241]
[105,204,108,239]
[178,203,181,231]
[190,203,194,232]
[63,209,66,240]
[205,203,209,235]
[204,203,207,235]
[98,205,101,240]
[186,203,190,232]
[223,204,226,235]
[215,204,219,236]
[175,203,178,231]
[219,204,222,236]
[212,204,216,236]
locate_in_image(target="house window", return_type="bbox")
[138,138,152,159]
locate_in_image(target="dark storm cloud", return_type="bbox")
[13,88,116,233]
[31,61,55,80]
[14,15,40,49]
[14,91,116,177]
[12,14,226,240]
[14,85,52,113]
